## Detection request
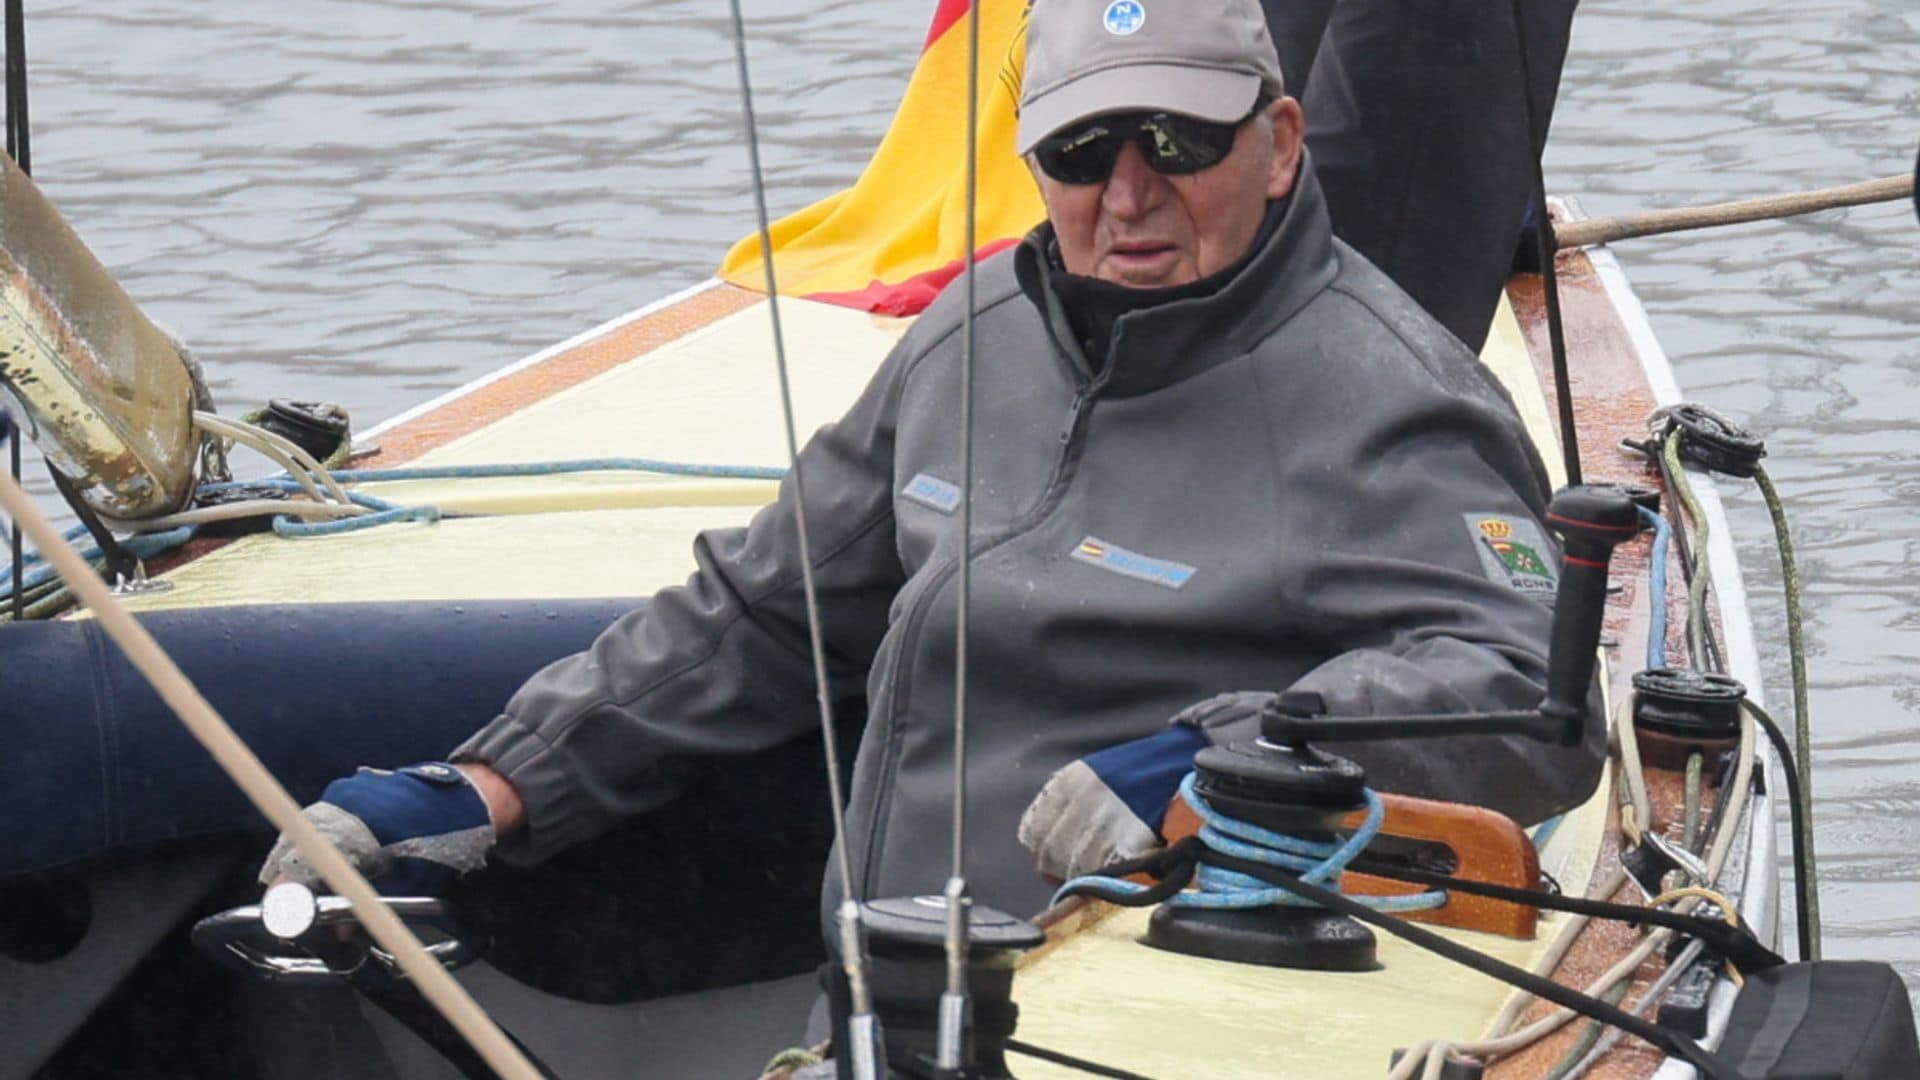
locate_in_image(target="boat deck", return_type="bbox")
[96,240,1767,1078]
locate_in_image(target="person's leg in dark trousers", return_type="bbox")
[1279,0,1582,353]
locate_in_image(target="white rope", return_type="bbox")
[193,411,352,507]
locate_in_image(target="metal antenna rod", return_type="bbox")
[5,0,27,622]
[1510,0,1581,487]
[723,3,879,1076]
[936,0,984,1073]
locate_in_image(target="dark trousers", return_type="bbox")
[1272,0,1583,352]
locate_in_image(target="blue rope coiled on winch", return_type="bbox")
[1055,772,1447,913]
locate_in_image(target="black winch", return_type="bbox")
[1631,668,1746,775]
[1144,484,1646,971]
[1146,739,1380,971]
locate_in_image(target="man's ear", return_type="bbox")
[1265,96,1306,200]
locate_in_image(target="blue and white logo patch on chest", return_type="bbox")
[900,472,963,514]
[1070,536,1194,590]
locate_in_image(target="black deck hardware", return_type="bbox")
[1145,741,1380,972]
[840,896,1044,1079]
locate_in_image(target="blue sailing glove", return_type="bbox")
[258,762,495,897]
[1018,724,1210,881]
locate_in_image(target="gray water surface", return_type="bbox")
[11,0,1920,1002]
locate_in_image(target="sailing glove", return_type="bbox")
[1018,723,1209,882]
[258,762,495,897]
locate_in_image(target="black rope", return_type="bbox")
[4,0,26,171]
[44,466,137,582]
[1200,848,1743,1078]
[4,0,23,620]
[1744,699,1816,963]
[8,428,19,621]
[1005,1039,1161,1080]
[1342,856,1784,973]
[1510,0,1580,486]
[1062,839,1749,1076]
[1065,839,1782,972]
[1054,839,1202,907]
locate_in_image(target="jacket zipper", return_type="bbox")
[858,379,1100,900]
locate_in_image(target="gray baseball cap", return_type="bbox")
[1015,0,1287,155]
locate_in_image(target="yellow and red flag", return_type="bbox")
[718,0,1045,316]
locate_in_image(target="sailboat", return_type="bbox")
[4,1,1907,1077]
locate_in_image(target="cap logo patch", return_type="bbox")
[1102,0,1145,36]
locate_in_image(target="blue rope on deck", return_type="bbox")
[0,523,196,601]
[1641,505,1672,670]
[1055,773,1447,913]
[269,488,441,538]
[1529,812,1566,851]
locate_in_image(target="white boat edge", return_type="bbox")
[1586,238,1781,1078]
[355,277,726,448]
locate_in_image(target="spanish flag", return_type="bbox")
[718,0,1045,316]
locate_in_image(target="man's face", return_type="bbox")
[1032,97,1305,288]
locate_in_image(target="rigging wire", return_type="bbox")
[722,2,879,1072]
[7,427,18,621]
[5,0,27,171]
[1509,0,1580,487]
[4,0,27,622]
[938,0,985,1071]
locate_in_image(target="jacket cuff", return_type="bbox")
[450,715,596,866]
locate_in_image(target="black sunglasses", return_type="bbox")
[1032,101,1267,186]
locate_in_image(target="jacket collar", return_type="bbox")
[1015,151,1341,397]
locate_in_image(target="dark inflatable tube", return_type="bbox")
[1,598,641,875]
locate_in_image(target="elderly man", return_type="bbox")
[263,0,1603,919]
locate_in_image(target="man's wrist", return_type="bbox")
[455,762,526,834]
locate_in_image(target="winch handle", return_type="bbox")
[1541,484,1646,743]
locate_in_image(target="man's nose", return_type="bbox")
[1100,140,1165,221]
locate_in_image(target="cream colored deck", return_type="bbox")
[1013,772,1610,1079]
[112,297,908,611]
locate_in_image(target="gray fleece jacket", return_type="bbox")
[455,161,1605,919]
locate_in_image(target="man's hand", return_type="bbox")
[258,762,502,896]
[1017,725,1209,882]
